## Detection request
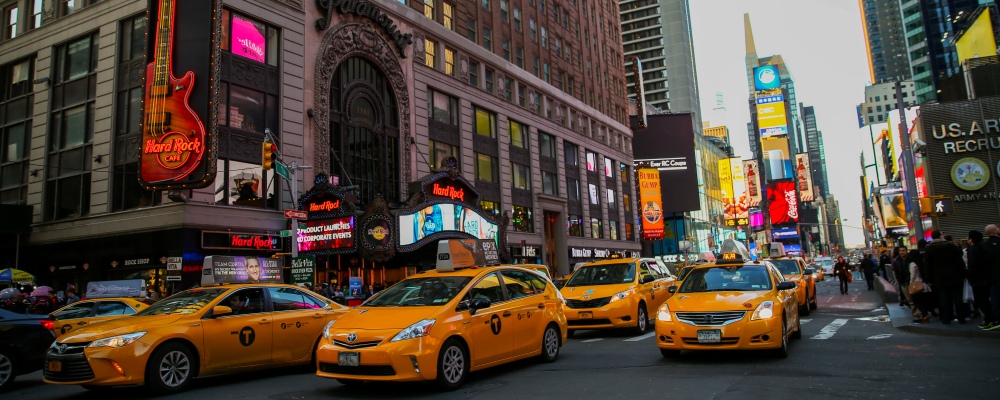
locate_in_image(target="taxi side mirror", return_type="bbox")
[667,286,678,294]
[455,299,470,313]
[469,298,491,315]
[641,275,656,284]
[211,305,233,317]
[804,268,815,275]
[776,282,796,290]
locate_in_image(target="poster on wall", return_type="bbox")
[397,203,499,246]
[761,137,793,181]
[795,153,814,202]
[638,168,665,239]
[201,256,281,285]
[290,256,316,286]
[743,160,762,207]
[767,182,799,226]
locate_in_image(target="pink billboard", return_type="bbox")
[232,17,265,63]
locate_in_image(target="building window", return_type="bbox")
[423,0,434,20]
[475,153,498,183]
[512,205,533,232]
[29,0,42,30]
[529,19,536,41]
[485,68,494,94]
[586,151,596,171]
[543,63,549,83]
[590,218,603,239]
[539,132,555,158]
[539,0,545,14]
[222,12,280,66]
[532,56,539,77]
[625,223,634,241]
[475,107,496,138]
[588,183,598,205]
[541,26,547,47]
[503,77,512,102]
[604,157,613,177]
[564,142,578,166]
[609,221,619,240]
[500,0,508,22]
[568,214,583,237]
[623,193,631,212]
[469,59,479,87]
[3,4,17,40]
[482,0,490,10]
[513,8,521,30]
[429,140,458,170]
[0,58,33,205]
[424,38,435,68]
[47,33,98,220]
[510,120,527,148]
[515,46,523,69]
[607,188,616,209]
[482,27,492,51]
[511,162,530,190]
[619,162,629,183]
[466,17,476,43]
[517,83,526,107]
[532,92,541,114]
[542,171,557,195]
[429,89,458,126]
[566,178,580,201]
[480,200,500,219]
[443,1,454,29]
[444,47,455,76]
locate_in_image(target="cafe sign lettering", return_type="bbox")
[230,234,280,250]
[431,184,466,202]
[309,200,341,212]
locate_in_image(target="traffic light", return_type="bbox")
[262,142,277,170]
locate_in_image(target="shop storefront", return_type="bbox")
[511,245,543,265]
[568,246,643,268]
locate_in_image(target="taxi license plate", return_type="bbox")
[339,352,360,367]
[578,311,593,319]
[48,361,62,372]
[697,330,722,343]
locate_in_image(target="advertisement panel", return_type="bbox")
[638,168,665,239]
[878,186,907,228]
[85,280,146,299]
[756,100,788,137]
[795,153,814,202]
[719,157,733,220]
[398,203,498,246]
[290,256,316,286]
[772,227,799,240]
[749,209,765,231]
[956,11,996,64]
[762,137,793,181]
[753,65,781,91]
[767,181,799,226]
[744,160,762,207]
[297,216,356,252]
[729,159,748,225]
[201,256,282,286]
[633,114,700,212]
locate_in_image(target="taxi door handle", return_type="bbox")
[77,321,87,325]
[537,304,546,309]
[312,313,324,318]
[258,319,272,325]
[502,311,512,318]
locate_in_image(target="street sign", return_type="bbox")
[920,196,954,216]
[166,276,182,281]
[275,160,290,180]
[284,209,308,219]
[280,229,292,237]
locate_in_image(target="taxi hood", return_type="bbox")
[667,291,771,312]
[560,283,633,300]
[56,315,184,343]
[334,306,442,330]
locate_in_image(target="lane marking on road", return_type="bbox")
[854,316,890,322]
[810,319,849,340]
[582,338,603,343]
[867,334,893,340]
[800,319,812,325]
[624,332,656,342]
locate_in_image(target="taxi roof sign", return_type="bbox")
[436,239,501,272]
[201,256,283,286]
[717,239,751,264]
[85,280,146,299]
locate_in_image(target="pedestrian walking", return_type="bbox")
[65,287,80,305]
[925,230,970,325]
[908,250,934,323]
[880,250,893,280]
[835,256,851,294]
[983,224,1000,328]
[861,253,877,291]
[892,247,913,307]
[965,230,998,330]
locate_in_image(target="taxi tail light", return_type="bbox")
[751,301,775,320]
[39,319,55,332]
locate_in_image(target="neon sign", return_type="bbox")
[230,234,280,250]
[431,184,466,202]
[308,200,341,212]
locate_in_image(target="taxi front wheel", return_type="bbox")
[539,324,561,363]
[436,338,469,391]
[634,305,649,334]
[145,343,195,394]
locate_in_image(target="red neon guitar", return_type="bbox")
[141,0,206,184]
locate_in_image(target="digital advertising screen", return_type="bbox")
[202,256,282,285]
[772,227,799,240]
[297,216,356,252]
[398,203,498,246]
[762,137,793,181]
[753,65,781,91]
[756,100,788,137]
[750,209,765,231]
[767,181,800,226]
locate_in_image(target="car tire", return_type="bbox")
[659,349,680,358]
[791,315,802,339]
[336,379,365,386]
[809,290,818,310]
[539,324,561,363]
[145,342,195,394]
[0,349,15,391]
[435,338,469,391]
[799,292,811,316]
[773,317,789,359]
[634,304,648,334]
[566,329,575,338]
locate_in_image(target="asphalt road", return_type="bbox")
[7,277,998,399]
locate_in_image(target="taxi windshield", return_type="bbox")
[770,259,801,275]
[365,277,472,306]
[566,263,635,287]
[679,266,772,293]
[135,288,226,316]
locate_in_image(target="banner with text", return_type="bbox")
[795,153,814,202]
[743,160,763,207]
[638,167,665,239]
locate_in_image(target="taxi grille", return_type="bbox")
[43,352,95,382]
[681,337,740,345]
[675,311,747,326]
[567,318,612,326]
[319,363,396,376]
[333,340,382,349]
[565,297,612,309]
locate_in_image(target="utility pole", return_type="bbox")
[894,81,923,241]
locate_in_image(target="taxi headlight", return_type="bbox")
[87,332,146,348]
[322,320,337,340]
[609,289,634,303]
[391,319,436,342]
[751,301,775,320]
[657,303,672,321]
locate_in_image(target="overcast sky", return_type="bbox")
[689,0,870,246]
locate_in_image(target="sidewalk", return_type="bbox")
[876,276,1000,339]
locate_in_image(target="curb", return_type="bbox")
[883,302,1000,339]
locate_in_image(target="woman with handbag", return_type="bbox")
[908,251,934,323]
[835,257,851,295]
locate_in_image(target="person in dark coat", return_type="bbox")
[879,250,893,280]
[892,247,912,307]
[924,230,969,324]
[983,225,1000,328]
[861,253,877,291]
[834,257,851,295]
[966,230,997,330]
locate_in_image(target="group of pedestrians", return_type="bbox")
[0,285,80,315]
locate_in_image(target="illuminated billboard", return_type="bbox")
[756,100,788,137]
[956,11,996,64]
[762,137,793,181]
[795,153,814,202]
[297,216,356,252]
[767,181,799,226]
[638,168,665,239]
[398,203,498,246]
[749,209,765,231]
[744,160,762,207]
[753,66,780,91]
[722,158,749,226]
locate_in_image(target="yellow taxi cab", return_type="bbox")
[43,256,347,393]
[50,280,153,338]
[765,254,817,316]
[522,264,553,280]
[315,240,567,390]
[559,257,675,336]
[655,239,801,358]
[807,261,826,281]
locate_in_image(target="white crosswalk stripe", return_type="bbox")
[867,334,893,340]
[582,338,603,343]
[800,319,812,325]
[624,332,656,342]
[810,319,849,340]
